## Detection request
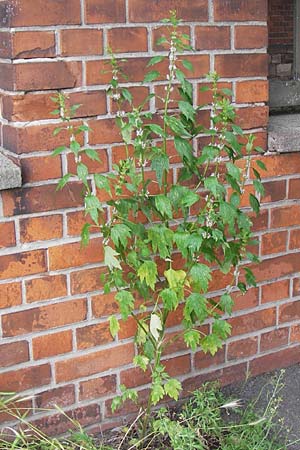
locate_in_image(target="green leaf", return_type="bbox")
[147,55,165,66]
[219,293,234,314]
[190,264,211,292]
[84,148,101,161]
[104,246,122,270]
[174,136,193,162]
[201,334,223,356]
[151,154,169,188]
[53,127,63,136]
[52,146,66,156]
[226,162,241,181]
[184,329,201,351]
[151,383,165,405]
[164,378,181,401]
[244,267,257,287]
[109,315,120,338]
[155,194,172,219]
[164,268,186,290]
[81,223,91,247]
[70,140,81,155]
[94,174,111,194]
[253,179,265,196]
[165,116,191,138]
[256,160,267,171]
[204,176,225,197]
[137,260,158,290]
[144,70,160,82]
[115,290,135,320]
[84,194,102,224]
[111,224,131,248]
[121,88,132,103]
[150,313,163,341]
[56,173,72,191]
[181,59,194,72]
[221,87,233,97]
[77,162,89,182]
[212,319,231,340]
[249,193,260,215]
[133,355,149,372]
[178,101,195,122]
[146,123,166,137]
[160,288,178,311]
[184,293,208,323]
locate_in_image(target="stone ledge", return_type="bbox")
[269,80,300,113]
[0,152,22,190]
[268,114,300,153]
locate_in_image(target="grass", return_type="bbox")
[0,372,293,449]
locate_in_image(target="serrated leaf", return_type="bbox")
[244,267,257,287]
[146,123,166,137]
[165,115,191,138]
[81,223,91,247]
[133,355,149,372]
[137,260,158,290]
[184,329,200,351]
[256,160,267,171]
[155,194,172,219]
[150,313,162,341]
[164,268,186,290]
[151,383,165,405]
[109,315,120,338]
[174,136,193,162]
[94,174,111,194]
[219,293,234,314]
[151,153,169,188]
[77,162,89,182]
[84,194,102,224]
[184,293,208,323]
[226,162,241,181]
[190,264,211,292]
[201,333,223,356]
[104,246,122,270]
[164,378,181,401]
[84,148,101,161]
[178,100,196,122]
[115,290,135,320]
[160,288,178,311]
[121,88,132,103]
[181,59,193,72]
[52,146,66,157]
[111,224,131,248]
[249,193,260,215]
[212,319,231,340]
[56,173,72,191]
[147,55,165,67]
[144,70,160,82]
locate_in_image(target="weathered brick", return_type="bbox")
[289,178,300,199]
[33,330,73,359]
[227,337,258,360]
[91,292,119,318]
[0,250,47,281]
[2,0,81,26]
[67,210,94,237]
[279,300,300,323]
[262,180,286,203]
[215,54,268,78]
[49,238,104,271]
[55,343,134,382]
[214,0,267,21]
[261,231,287,255]
[21,155,62,183]
[11,31,56,59]
[0,31,11,58]
[36,385,75,409]
[194,347,225,369]
[2,93,57,122]
[20,215,63,244]
[236,106,269,129]
[261,279,290,304]
[67,148,108,174]
[290,229,300,250]
[254,154,300,179]
[79,375,117,400]
[71,267,106,295]
[249,346,300,377]
[253,254,300,283]
[107,27,148,53]
[0,282,22,309]
[236,80,269,103]
[0,221,15,248]
[0,364,51,393]
[61,29,103,56]
[2,299,87,337]
[260,327,289,351]
[0,341,29,368]
[2,183,83,216]
[128,0,208,22]
[235,26,268,49]
[195,26,231,50]
[271,205,300,228]
[76,322,113,349]
[229,308,276,336]
[232,287,259,311]
[25,274,67,303]
[85,0,126,24]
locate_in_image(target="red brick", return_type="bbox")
[110,86,149,113]
[88,118,121,145]
[107,27,148,53]
[91,293,119,318]
[249,346,300,377]
[214,0,267,21]
[235,26,268,49]
[36,385,75,409]
[232,288,259,312]
[260,327,289,351]
[261,279,290,304]
[0,31,11,58]
[0,221,15,248]
[279,300,300,323]
[13,61,82,92]
[236,80,269,103]
[0,282,22,309]
[229,308,276,336]
[67,90,107,118]
[215,54,268,78]
[25,274,67,303]
[254,154,300,179]
[0,341,29,368]
[253,253,300,283]
[290,230,300,250]
[289,178,300,199]
[120,366,150,389]
[76,322,113,349]
[86,0,126,23]
[152,26,190,51]
[2,183,84,216]
[0,63,13,90]
[3,121,82,154]
[55,343,134,382]
[250,209,268,233]
[71,267,106,295]
[67,148,108,174]
[11,31,56,59]
[0,250,46,281]
[67,210,93,237]
[33,330,73,360]
[2,299,87,337]
[3,0,81,26]
[61,29,103,56]
[79,375,117,400]
[49,238,103,271]
[236,106,269,130]
[2,93,58,122]
[271,205,300,228]
[20,215,63,243]
[195,26,230,50]
[293,278,300,297]
[262,180,286,203]
[21,155,62,183]
[128,0,208,22]
[0,364,51,393]
[261,231,287,255]
[194,347,225,369]
[227,336,258,360]
[290,324,300,343]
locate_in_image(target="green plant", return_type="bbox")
[52,11,265,438]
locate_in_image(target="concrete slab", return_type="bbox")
[268,114,300,153]
[0,152,22,190]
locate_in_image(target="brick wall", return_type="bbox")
[268,0,294,79]
[1,0,300,436]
